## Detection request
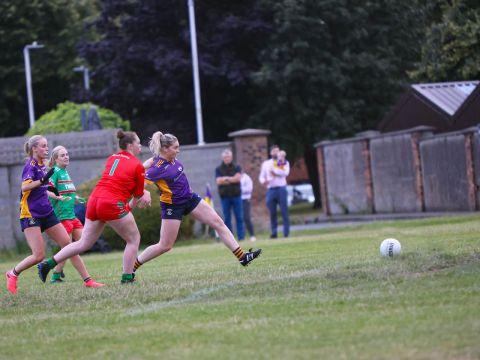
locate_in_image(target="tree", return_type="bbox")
[26,101,130,136]
[77,0,271,143]
[410,0,480,82]
[251,0,432,208]
[0,0,99,137]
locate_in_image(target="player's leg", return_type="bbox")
[6,227,45,294]
[135,219,181,270]
[45,223,105,287]
[38,219,105,283]
[107,213,141,283]
[50,222,72,283]
[190,200,262,266]
[220,197,233,233]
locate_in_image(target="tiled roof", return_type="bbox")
[412,81,479,116]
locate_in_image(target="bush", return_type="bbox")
[76,178,194,250]
[26,101,130,135]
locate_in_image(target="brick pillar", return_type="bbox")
[228,128,271,229]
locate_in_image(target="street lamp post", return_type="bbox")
[23,41,44,128]
[73,65,90,91]
[187,0,205,145]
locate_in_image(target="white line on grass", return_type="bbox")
[126,268,324,316]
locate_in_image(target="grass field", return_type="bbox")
[1,215,479,359]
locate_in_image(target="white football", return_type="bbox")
[380,238,401,257]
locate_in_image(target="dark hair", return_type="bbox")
[117,130,139,150]
[270,144,280,151]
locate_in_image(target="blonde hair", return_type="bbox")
[24,135,46,157]
[48,146,67,168]
[149,131,178,156]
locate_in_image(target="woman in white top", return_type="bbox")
[240,172,256,242]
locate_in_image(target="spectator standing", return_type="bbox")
[240,172,256,242]
[215,149,245,241]
[258,145,290,238]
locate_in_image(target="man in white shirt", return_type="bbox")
[258,145,290,238]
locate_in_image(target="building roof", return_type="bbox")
[411,81,479,116]
[379,80,480,133]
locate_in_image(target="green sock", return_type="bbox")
[121,273,134,283]
[46,258,57,270]
[51,272,62,280]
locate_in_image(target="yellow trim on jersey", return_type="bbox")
[156,179,173,204]
[20,180,33,218]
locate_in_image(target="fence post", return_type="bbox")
[362,139,375,214]
[464,132,478,211]
[316,145,330,216]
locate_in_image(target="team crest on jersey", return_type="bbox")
[178,166,182,172]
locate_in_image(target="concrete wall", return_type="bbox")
[322,140,370,215]
[421,129,475,211]
[370,128,432,212]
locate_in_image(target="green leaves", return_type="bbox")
[0,0,99,137]
[26,101,130,135]
[410,0,480,82]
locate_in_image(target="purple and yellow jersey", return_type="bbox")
[19,158,54,219]
[145,157,193,204]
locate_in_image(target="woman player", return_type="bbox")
[5,135,104,295]
[133,131,262,274]
[37,130,151,284]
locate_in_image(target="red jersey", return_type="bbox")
[91,151,145,202]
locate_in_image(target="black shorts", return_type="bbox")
[160,193,202,220]
[20,211,60,232]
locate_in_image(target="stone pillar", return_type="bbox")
[228,128,271,229]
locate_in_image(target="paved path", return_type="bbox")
[286,211,477,232]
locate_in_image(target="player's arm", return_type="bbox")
[21,167,55,191]
[132,163,151,208]
[143,157,154,169]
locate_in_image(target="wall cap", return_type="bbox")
[228,128,271,138]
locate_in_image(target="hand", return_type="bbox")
[47,186,59,196]
[40,168,55,185]
[138,190,152,208]
[75,196,86,204]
